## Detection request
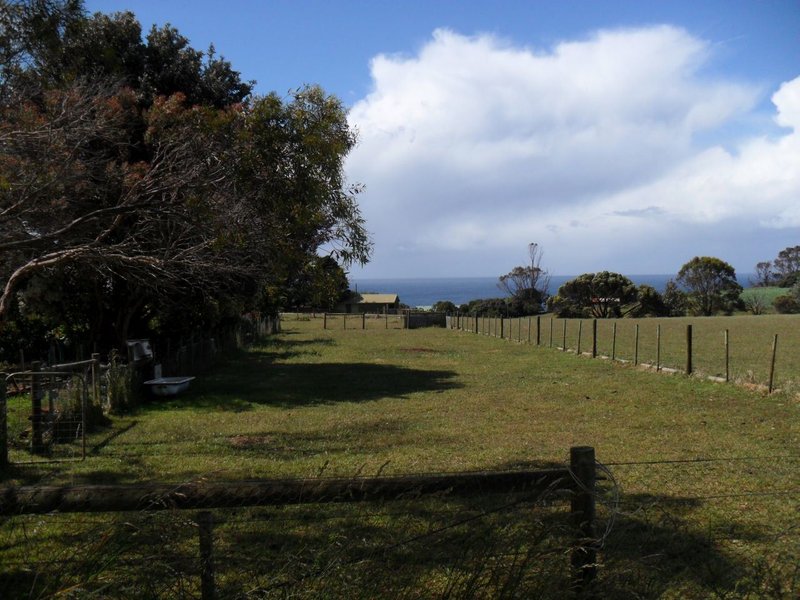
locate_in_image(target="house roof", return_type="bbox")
[356,293,399,304]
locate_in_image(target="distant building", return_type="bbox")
[338,293,401,314]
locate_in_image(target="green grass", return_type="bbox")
[741,286,790,311]
[2,320,799,598]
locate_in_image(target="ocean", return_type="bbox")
[350,274,754,308]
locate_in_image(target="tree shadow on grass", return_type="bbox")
[595,492,790,598]
[157,359,462,410]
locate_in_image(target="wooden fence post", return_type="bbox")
[536,315,541,346]
[323,313,327,329]
[591,319,597,359]
[570,446,597,595]
[611,322,617,361]
[577,321,583,355]
[198,511,216,600]
[362,313,366,330]
[500,318,504,340]
[0,380,7,467]
[549,317,554,348]
[686,324,693,375]
[634,324,640,366]
[562,320,567,352]
[30,361,44,454]
[475,315,479,334]
[518,318,521,343]
[656,325,661,372]
[768,334,778,393]
[91,353,100,405]
[724,329,729,382]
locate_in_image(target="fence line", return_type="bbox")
[0,447,599,599]
[447,314,795,392]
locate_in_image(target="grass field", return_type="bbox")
[1,319,799,598]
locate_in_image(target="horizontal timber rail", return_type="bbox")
[0,467,573,515]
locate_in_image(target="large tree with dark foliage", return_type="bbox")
[497,243,550,312]
[0,0,370,357]
[676,256,742,316]
[548,272,639,318]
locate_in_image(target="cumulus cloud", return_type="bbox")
[346,26,798,276]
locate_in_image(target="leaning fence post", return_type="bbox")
[686,324,693,375]
[30,361,44,454]
[570,446,597,595]
[0,381,7,467]
[198,511,216,600]
[768,334,778,393]
[577,321,583,355]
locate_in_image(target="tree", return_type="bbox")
[549,272,638,318]
[751,261,775,287]
[773,246,800,286]
[662,279,687,316]
[0,1,371,356]
[497,243,550,312]
[676,257,742,316]
[628,284,669,317]
[432,300,457,314]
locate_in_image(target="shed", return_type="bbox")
[340,293,401,314]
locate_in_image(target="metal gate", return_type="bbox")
[2,369,89,464]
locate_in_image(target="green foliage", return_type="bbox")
[772,245,800,282]
[0,1,370,359]
[104,352,138,414]
[662,279,687,316]
[549,272,638,318]
[459,296,542,318]
[677,256,743,316]
[497,243,549,311]
[773,294,800,314]
[431,300,457,314]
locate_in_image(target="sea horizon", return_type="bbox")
[351,274,756,308]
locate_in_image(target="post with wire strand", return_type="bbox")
[198,511,215,600]
[570,445,597,595]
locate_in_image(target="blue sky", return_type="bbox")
[86,1,800,278]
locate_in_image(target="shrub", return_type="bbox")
[773,295,800,314]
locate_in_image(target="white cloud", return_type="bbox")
[346,26,797,277]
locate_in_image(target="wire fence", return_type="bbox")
[448,314,800,391]
[1,452,797,598]
[281,312,447,330]
[0,449,592,598]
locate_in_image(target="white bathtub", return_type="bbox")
[143,376,196,397]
